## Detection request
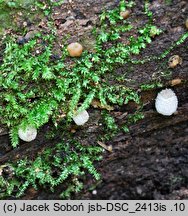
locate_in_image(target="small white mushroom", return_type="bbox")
[155,88,178,116]
[18,125,37,142]
[72,110,89,125]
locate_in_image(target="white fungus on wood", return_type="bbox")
[72,110,89,125]
[18,125,37,142]
[155,88,178,116]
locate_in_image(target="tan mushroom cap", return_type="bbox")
[120,10,130,19]
[168,55,182,68]
[67,42,83,57]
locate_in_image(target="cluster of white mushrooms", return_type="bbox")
[18,109,90,142]
[18,41,179,142]
[18,42,88,142]
[18,88,178,142]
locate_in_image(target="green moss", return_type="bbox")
[1,0,147,147]
[0,0,42,34]
[0,139,102,198]
[0,0,188,199]
[140,82,163,91]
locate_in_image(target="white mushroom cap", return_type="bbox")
[155,88,178,116]
[18,125,37,142]
[72,110,89,125]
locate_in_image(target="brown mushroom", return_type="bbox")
[67,42,83,57]
[120,10,130,19]
[168,55,182,68]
